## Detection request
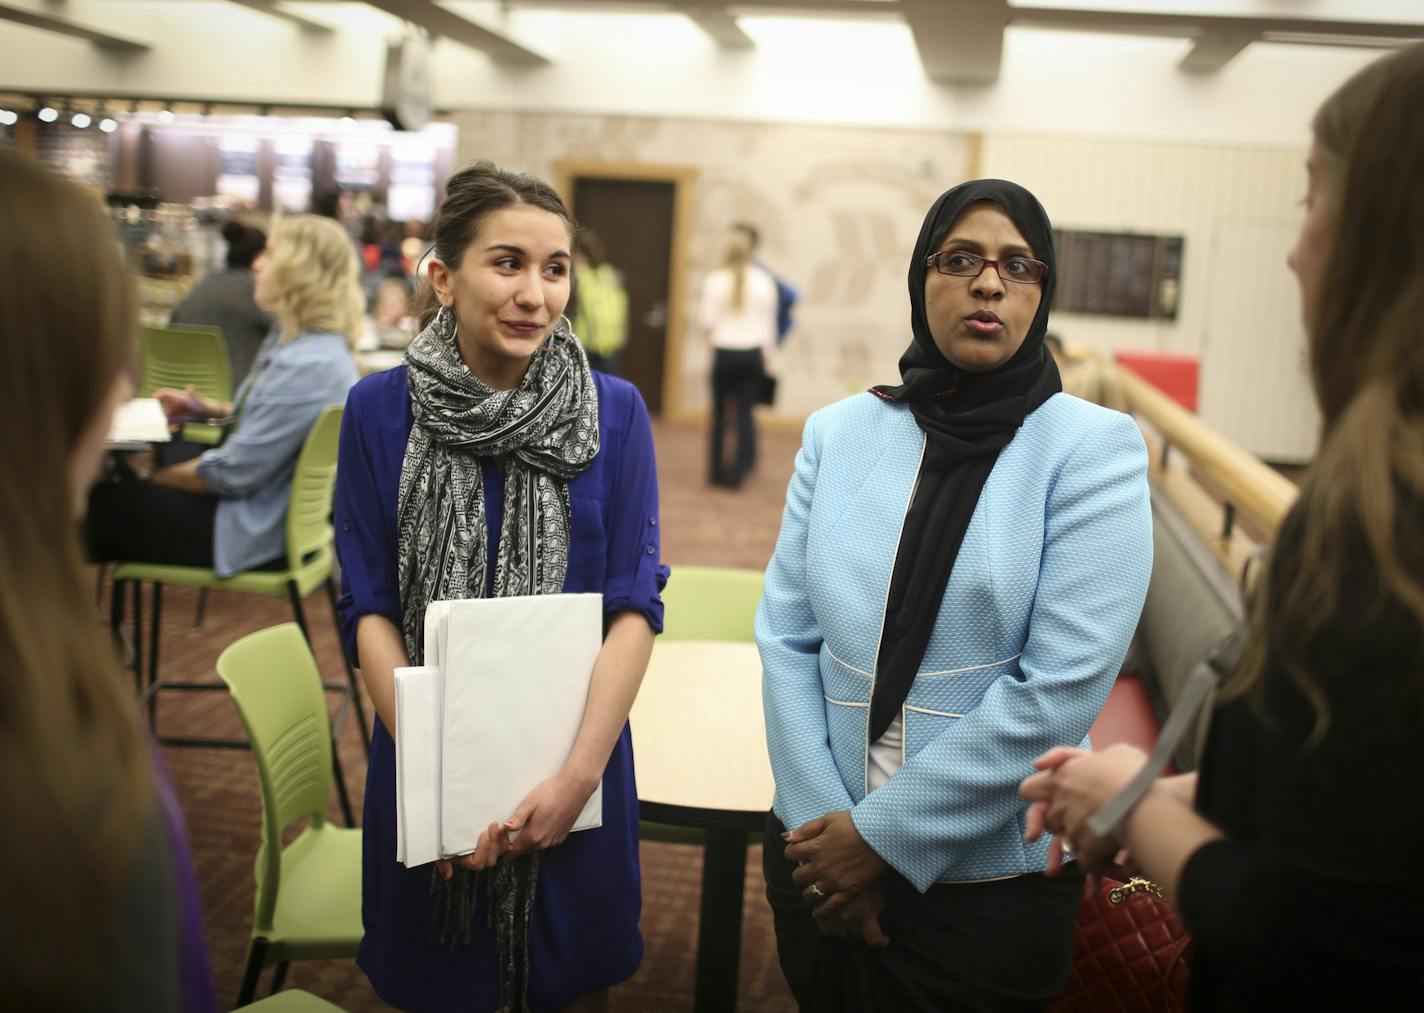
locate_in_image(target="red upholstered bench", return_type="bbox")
[1090,670,1164,763]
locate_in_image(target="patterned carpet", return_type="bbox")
[109,417,804,1012]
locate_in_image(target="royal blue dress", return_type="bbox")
[334,366,668,1012]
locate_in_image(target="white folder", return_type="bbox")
[394,665,443,867]
[395,593,604,866]
[106,398,171,446]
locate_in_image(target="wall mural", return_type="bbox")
[452,109,972,418]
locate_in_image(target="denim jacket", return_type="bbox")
[197,330,357,576]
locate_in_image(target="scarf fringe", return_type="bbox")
[431,854,541,1012]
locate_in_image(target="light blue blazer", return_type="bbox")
[757,391,1153,892]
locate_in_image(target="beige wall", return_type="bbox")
[446,110,1318,459]
[450,109,974,420]
[982,133,1318,460]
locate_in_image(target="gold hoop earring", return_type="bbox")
[558,313,575,337]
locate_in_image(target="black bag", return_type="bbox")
[756,372,777,406]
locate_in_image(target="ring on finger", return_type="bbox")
[809,882,826,899]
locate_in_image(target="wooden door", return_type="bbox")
[570,176,676,414]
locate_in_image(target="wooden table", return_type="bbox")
[630,639,774,1013]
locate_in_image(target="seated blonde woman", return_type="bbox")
[88,214,361,576]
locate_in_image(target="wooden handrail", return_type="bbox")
[1104,363,1299,536]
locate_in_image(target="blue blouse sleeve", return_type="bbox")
[334,382,402,667]
[600,384,668,633]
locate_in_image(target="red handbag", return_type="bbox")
[1052,876,1192,1013]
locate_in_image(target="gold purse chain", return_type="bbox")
[1107,876,1167,904]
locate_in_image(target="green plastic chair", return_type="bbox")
[109,405,367,819]
[138,323,233,446]
[658,565,764,643]
[218,624,364,1009]
[237,989,348,1011]
[647,565,765,845]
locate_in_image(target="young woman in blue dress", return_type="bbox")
[334,162,667,1012]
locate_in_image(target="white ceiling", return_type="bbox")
[0,1,1417,145]
[3,0,1421,83]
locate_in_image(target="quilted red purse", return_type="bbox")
[1052,876,1192,1013]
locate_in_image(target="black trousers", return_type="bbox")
[764,812,1085,1013]
[709,347,764,487]
[86,455,218,567]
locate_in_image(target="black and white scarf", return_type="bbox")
[397,304,600,658]
[396,303,599,1007]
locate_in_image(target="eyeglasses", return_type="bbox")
[926,250,1049,285]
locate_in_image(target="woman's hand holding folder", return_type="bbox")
[438,820,510,879]
[504,770,601,857]
[435,766,597,878]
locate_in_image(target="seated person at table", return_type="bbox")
[0,152,215,1011]
[170,219,273,386]
[360,276,416,351]
[87,214,360,575]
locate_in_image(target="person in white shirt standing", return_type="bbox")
[700,225,779,488]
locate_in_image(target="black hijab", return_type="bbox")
[867,179,1062,742]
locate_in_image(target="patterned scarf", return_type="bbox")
[396,303,599,1008]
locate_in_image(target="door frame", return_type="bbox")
[554,160,698,420]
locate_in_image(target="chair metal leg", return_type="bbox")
[286,580,311,644]
[110,577,138,694]
[236,936,269,1008]
[325,576,370,756]
[147,582,164,728]
[268,961,290,996]
[192,587,208,630]
[130,580,145,707]
[333,747,356,827]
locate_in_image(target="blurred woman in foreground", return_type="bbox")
[0,152,215,1010]
[1021,42,1424,1010]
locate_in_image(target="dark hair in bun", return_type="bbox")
[222,220,267,269]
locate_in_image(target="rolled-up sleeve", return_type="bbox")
[600,386,668,633]
[334,387,402,667]
[197,352,337,498]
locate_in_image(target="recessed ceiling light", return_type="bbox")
[71,111,92,128]
[99,117,118,133]
[38,106,59,123]
[0,110,18,126]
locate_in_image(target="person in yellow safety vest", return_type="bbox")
[571,229,630,375]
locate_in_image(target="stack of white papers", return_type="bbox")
[395,593,605,867]
[106,398,172,446]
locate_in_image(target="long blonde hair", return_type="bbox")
[723,230,754,311]
[264,213,365,345]
[1228,43,1424,738]
[0,153,155,1001]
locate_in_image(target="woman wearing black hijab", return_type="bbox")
[757,180,1154,1010]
